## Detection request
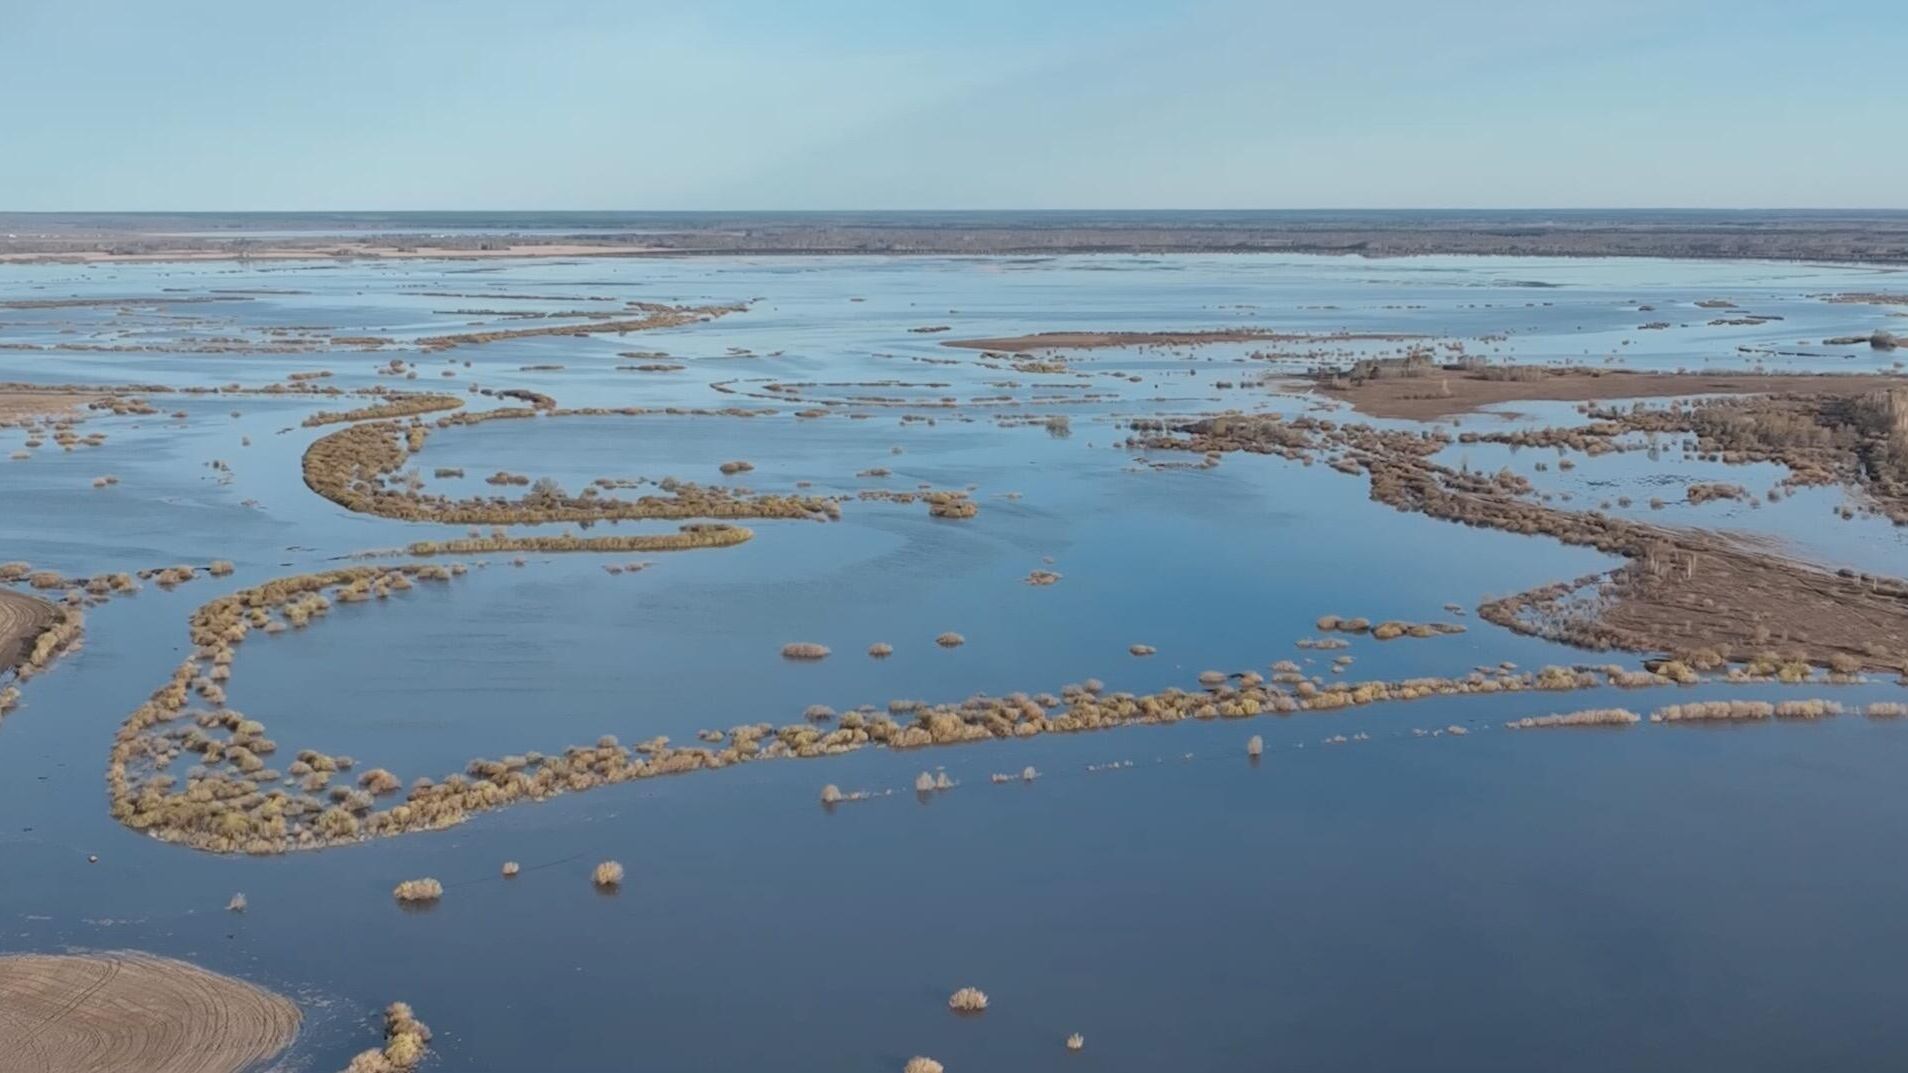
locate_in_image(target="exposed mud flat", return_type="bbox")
[943,329,1418,353]
[0,588,57,674]
[0,952,300,1073]
[6,209,1908,263]
[0,390,100,420]
[1309,367,1907,420]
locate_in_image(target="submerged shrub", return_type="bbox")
[914,771,935,793]
[593,860,624,888]
[926,494,978,519]
[392,877,442,903]
[1507,708,1640,729]
[948,986,989,1012]
[501,861,520,877]
[1246,735,1264,757]
[1066,1033,1085,1051]
[935,632,965,648]
[868,642,894,658]
[904,1059,944,1073]
[781,642,831,660]
[821,783,843,804]
[359,768,402,794]
[344,1000,433,1072]
[227,892,247,912]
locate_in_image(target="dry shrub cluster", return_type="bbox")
[1316,614,1465,640]
[302,394,463,427]
[1506,708,1640,729]
[391,878,442,903]
[1133,403,1908,674]
[302,419,837,525]
[415,301,743,349]
[403,524,751,556]
[341,1001,431,1073]
[102,556,1889,855]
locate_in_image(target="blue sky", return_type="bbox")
[3,0,1903,210]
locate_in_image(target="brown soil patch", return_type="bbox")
[942,330,1416,353]
[0,242,669,264]
[1132,407,1908,673]
[1481,540,1908,674]
[0,589,57,675]
[0,391,97,421]
[415,301,742,349]
[1310,369,1907,420]
[0,952,299,1073]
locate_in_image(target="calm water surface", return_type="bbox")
[2,253,1906,1071]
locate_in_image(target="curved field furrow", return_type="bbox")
[0,953,299,1073]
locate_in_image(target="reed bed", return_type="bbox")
[403,525,751,557]
[1506,708,1640,729]
[1650,699,1845,723]
[102,562,1899,856]
[302,394,463,427]
[303,420,838,525]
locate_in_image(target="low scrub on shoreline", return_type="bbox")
[402,524,751,557]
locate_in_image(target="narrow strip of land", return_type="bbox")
[0,390,98,421]
[943,330,1417,352]
[1307,369,1908,420]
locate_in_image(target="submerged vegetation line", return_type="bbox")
[103,561,1898,856]
[302,418,838,525]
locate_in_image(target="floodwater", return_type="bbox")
[3,253,1907,1072]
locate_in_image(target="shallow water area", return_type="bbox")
[4,252,1908,1071]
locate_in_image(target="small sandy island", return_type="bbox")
[1308,368,1908,420]
[0,241,666,265]
[0,390,97,421]
[942,329,1417,352]
[0,952,299,1073]
[0,589,57,675]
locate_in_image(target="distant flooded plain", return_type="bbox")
[4,252,1908,1071]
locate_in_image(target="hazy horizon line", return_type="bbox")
[6,206,1907,217]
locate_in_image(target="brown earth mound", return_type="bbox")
[943,330,1416,352]
[0,589,56,674]
[1309,367,1906,420]
[0,391,97,420]
[0,952,300,1073]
